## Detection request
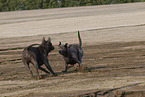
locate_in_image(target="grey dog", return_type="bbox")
[22,37,56,78]
[58,31,83,72]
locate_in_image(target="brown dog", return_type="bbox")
[22,37,56,78]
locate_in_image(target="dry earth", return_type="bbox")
[1,2,145,97]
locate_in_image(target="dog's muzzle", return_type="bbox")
[59,50,62,54]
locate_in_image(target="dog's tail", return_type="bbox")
[78,31,82,46]
[26,44,40,50]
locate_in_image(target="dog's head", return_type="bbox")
[41,37,54,52]
[58,42,68,55]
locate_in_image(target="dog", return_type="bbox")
[58,31,83,72]
[22,37,56,78]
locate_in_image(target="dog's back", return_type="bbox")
[68,44,83,58]
[22,44,39,63]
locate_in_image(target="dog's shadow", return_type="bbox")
[39,66,107,79]
[40,74,51,79]
[86,66,107,71]
[38,71,76,79]
[39,70,76,79]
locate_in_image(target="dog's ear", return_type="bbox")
[41,37,46,45]
[58,42,61,46]
[48,37,51,42]
[42,37,45,41]
[64,43,68,48]
[42,37,45,42]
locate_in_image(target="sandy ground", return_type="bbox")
[1,2,145,97]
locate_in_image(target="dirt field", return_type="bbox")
[1,2,145,97]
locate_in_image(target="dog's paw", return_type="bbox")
[53,73,58,76]
[62,70,67,73]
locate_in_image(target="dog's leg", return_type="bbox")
[43,58,56,76]
[63,64,75,72]
[23,61,34,77]
[74,58,82,67]
[78,59,82,67]
[63,63,74,72]
[64,63,69,72]
[67,64,74,70]
[44,62,56,76]
[31,59,40,79]
[38,66,50,74]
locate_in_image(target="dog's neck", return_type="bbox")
[38,45,49,56]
